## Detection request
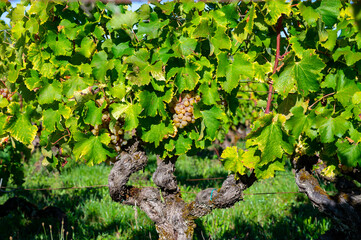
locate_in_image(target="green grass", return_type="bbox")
[0,152,331,239]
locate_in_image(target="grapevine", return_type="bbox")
[1,0,361,239]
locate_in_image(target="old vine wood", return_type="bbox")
[1,0,361,239]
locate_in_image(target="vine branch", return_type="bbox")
[265,16,283,114]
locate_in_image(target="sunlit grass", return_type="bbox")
[0,152,331,239]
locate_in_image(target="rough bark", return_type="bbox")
[294,164,361,239]
[108,140,256,240]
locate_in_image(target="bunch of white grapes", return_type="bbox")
[0,88,13,101]
[172,93,200,129]
[91,100,124,153]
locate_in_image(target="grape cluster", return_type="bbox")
[0,88,12,101]
[91,98,125,153]
[172,93,200,129]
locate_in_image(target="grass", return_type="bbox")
[0,151,331,240]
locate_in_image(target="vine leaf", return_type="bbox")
[110,103,142,131]
[336,140,361,167]
[285,106,317,139]
[221,146,247,175]
[255,159,285,179]
[38,80,62,105]
[6,105,37,145]
[74,134,115,166]
[142,122,173,147]
[84,100,105,126]
[315,0,341,27]
[108,11,138,30]
[92,51,111,81]
[175,135,192,155]
[221,146,260,176]
[174,62,200,92]
[139,90,165,117]
[247,113,293,166]
[199,80,220,105]
[294,50,325,95]
[200,106,225,140]
[264,0,291,25]
[77,37,96,58]
[298,2,320,27]
[316,115,350,143]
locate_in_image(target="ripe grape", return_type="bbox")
[171,92,200,133]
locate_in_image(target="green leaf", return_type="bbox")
[137,12,169,40]
[294,50,325,95]
[11,21,25,39]
[6,106,37,145]
[142,122,173,147]
[255,159,285,179]
[221,146,247,175]
[110,80,126,100]
[108,11,138,30]
[0,113,7,135]
[285,106,316,139]
[177,36,197,57]
[174,62,200,92]
[175,135,192,155]
[77,37,96,58]
[0,96,9,108]
[43,108,61,133]
[110,103,142,131]
[8,63,20,83]
[25,70,42,91]
[210,26,231,54]
[223,53,253,93]
[315,0,341,27]
[84,100,105,126]
[59,19,78,40]
[112,42,134,58]
[352,92,361,105]
[336,140,361,167]
[63,76,91,98]
[272,64,296,97]
[91,51,109,81]
[298,2,320,27]
[38,80,62,105]
[333,46,361,66]
[327,70,359,107]
[264,0,291,25]
[46,31,72,56]
[199,80,220,105]
[247,114,293,165]
[193,19,214,38]
[26,18,39,35]
[139,90,164,117]
[221,146,260,175]
[201,106,225,140]
[316,115,350,143]
[74,134,115,165]
[321,29,337,51]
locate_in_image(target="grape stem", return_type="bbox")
[308,92,335,110]
[51,128,71,145]
[265,16,283,114]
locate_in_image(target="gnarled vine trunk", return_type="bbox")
[293,156,361,240]
[108,141,256,239]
